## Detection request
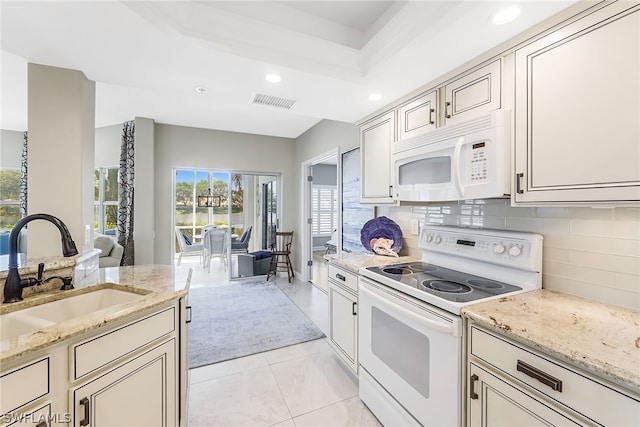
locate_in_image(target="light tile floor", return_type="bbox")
[182,257,381,427]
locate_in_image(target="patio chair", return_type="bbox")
[175,227,203,266]
[231,225,252,253]
[203,228,228,272]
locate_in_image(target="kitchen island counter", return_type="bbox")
[462,289,640,394]
[0,264,191,364]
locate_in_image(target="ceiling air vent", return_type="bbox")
[250,92,296,110]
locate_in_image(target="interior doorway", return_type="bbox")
[302,150,339,292]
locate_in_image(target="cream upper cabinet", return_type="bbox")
[444,59,501,125]
[360,111,395,204]
[397,90,438,140]
[513,2,640,205]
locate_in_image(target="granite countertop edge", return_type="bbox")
[461,289,640,395]
[325,252,419,273]
[1,264,191,365]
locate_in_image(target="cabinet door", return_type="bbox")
[360,111,395,204]
[468,363,584,427]
[328,281,358,374]
[397,91,438,140]
[444,59,501,125]
[71,339,176,427]
[514,3,640,204]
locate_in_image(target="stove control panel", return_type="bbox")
[419,225,543,271]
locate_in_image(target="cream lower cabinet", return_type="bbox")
[467,324,640,426]
[514,1,640,205]
[327,263,358,374]
[1,299,185,427]
[70,339,175,427]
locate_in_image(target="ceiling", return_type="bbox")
[1,0,580,139]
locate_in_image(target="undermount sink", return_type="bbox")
[15,288,145,323]
[0,310,55,341]
[1,288,145,343]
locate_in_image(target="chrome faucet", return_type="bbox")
[3,213,78,303]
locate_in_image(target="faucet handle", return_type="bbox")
[37,262,45,283]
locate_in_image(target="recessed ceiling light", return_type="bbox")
[194,86,208,94]
[492,6,521,25]
[368,93,382,101]
[265,73,282,83]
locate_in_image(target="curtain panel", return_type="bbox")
[118,120,135,265]
[19,131,28,219]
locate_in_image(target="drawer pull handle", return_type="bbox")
[352,302,357,316]
[516,173,525,194]
[517,360,563,392]
[186,305,192,324]
[80,397,90,426]
[335,273,346,281]
[470,374,479,400]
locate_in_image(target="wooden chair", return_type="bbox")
[266,231,294,283]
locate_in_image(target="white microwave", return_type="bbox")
[392,109,511,202]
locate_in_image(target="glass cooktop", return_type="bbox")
[364,262,522,303]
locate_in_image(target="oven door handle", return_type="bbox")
[452,136,465,199]
[360,282,456,336]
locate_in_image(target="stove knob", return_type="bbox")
[493,244,506,255]
[508,245,522,257]
[434,235,442,244]
[425,234,433,243]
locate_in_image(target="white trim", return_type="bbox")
[300,148,339,283]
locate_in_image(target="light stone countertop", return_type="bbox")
[462,289,640,394]
[0,264,191,365]
[324,252,419,274]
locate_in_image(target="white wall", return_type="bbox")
[95,124,121,167]
[0,129,24,169]
[379,200,640,310]
[154,123,296,265]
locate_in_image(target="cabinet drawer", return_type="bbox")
[0,357,49,416]
[72,306,176,380]
[470,326,639,425]
[328,264,358,293]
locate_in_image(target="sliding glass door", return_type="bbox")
[174,169,279,281]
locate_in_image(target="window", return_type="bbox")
[311,185,337,236]
[174,169,231,247]
[0,168,21,230]
[94,167,119,235]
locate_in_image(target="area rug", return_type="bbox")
[188,280,325,369]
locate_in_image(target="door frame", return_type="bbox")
[300,148,339,283]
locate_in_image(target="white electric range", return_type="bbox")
[358,225,543,426]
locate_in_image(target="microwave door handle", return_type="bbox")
[453,137,465,198]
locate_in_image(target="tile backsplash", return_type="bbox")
[379,199,640,310]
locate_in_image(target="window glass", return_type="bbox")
[0,168,20,229]
[312,185,337,236]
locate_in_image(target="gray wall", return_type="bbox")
[154,123,296,265]
[312,164,337,186]
[294,119,359,269]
